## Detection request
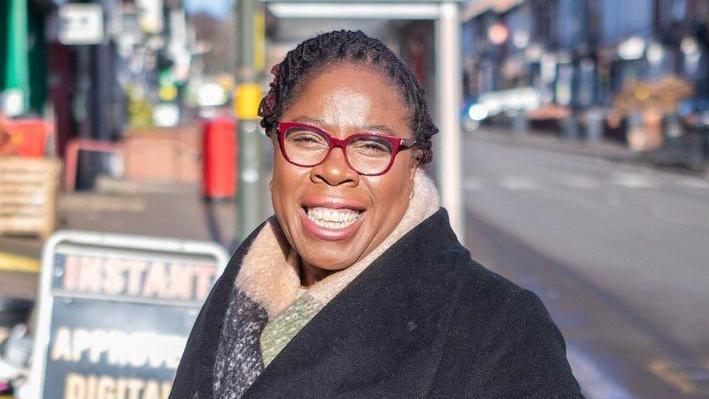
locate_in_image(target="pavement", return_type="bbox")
[470,127,709,179]
[463,130,709,397]
[0,180,251,301]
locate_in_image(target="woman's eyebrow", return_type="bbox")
[361,124,399,136]
[290,117,399,136]
[292,116,325,125]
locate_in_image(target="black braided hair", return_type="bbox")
[258,30,438,164]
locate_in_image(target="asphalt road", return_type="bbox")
[463,131,709,398]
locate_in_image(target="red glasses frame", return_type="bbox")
[274,122,416,176]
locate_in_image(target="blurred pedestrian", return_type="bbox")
[170,30,583,398]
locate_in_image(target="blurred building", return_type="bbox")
[1,0,204,188]
[0,0,53,118]
[462,0,709,149]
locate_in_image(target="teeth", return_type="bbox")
[306,207,361,229]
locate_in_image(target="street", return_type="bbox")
[463,130,709,398]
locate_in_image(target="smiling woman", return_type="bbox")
[169,30,583,399]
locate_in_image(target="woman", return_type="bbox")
[170,30,582,398]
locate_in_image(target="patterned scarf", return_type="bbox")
[213,170,440,398]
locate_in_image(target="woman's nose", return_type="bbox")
[311,147,359,187]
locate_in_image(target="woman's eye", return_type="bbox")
[288,132,325,145]
[352,139,391,154]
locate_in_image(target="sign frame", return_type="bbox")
[28,230,229,399]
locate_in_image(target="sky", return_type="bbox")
[184,0,233,18]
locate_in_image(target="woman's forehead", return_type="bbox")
[283,65,409,134]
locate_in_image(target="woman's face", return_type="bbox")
[270,63,418,276]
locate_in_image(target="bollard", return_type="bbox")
[562,115,579,141]
[511,110,528,136]
[585,108,604,144]
[202,118,237,200]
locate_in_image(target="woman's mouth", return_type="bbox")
[299,198,366,241]
[305,207,362,229]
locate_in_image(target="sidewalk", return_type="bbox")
[470,127,709,179]
[0,180,263,300]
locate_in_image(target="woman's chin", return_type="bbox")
[303,245,360,270]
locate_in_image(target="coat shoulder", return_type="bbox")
[428,254,584,397]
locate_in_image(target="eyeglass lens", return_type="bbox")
[283,127,394,175]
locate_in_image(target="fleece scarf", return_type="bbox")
[212,170,440,398]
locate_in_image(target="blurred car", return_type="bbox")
[461,87,542,133]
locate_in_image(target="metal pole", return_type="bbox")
[235,0,265,242]
[1,0,29,116]
[436,2,464,240]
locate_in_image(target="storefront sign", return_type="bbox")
[29,232,228,399]
[58,4,104,45]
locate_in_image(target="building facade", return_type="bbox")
[462,0,708,143]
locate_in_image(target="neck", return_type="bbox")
[299,259,335,287]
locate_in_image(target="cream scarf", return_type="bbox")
[235,168,441,319]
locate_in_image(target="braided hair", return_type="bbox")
[258,30,438,164]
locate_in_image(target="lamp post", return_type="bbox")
[235,0,266,242]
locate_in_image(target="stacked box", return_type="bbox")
[0,157,61,237]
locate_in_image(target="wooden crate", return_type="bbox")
[0,157,61,237]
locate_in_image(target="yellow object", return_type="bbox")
[0,251,40,273]
[159,85,178,102]
[235,84,262,120]
[254,11,265,71]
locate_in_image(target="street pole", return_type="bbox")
[436,1,464,241]
[235,0,265,242]
[1,0,29,117]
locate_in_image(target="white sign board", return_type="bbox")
[58,4,104,45]
[27,231,229,399]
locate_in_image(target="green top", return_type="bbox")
[259,292,324,367]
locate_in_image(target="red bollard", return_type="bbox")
[202,118,237,199]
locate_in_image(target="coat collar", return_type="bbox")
[241,208,469,397]
[186,178,463,398]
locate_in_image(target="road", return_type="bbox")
[463,131,709,398]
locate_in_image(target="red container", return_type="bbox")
[202,118,237,199]
[2,119,52,158]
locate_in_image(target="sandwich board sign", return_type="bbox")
[28,231,229,399]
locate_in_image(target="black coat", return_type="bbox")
[170,209,583,398]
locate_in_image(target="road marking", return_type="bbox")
[498,176,539,191]
[612,172,658,189]
[0,252,40,273]
[649,358,709,396]
[677,177,709,189]
[566,346,636,399]
[558,174,601,190]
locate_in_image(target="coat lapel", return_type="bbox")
[242,208,469,398]
[182,220,269,399]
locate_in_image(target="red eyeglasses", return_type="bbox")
[274,122,416,176]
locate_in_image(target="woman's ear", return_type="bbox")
[408,150,421,179]
[409,151,419,180]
